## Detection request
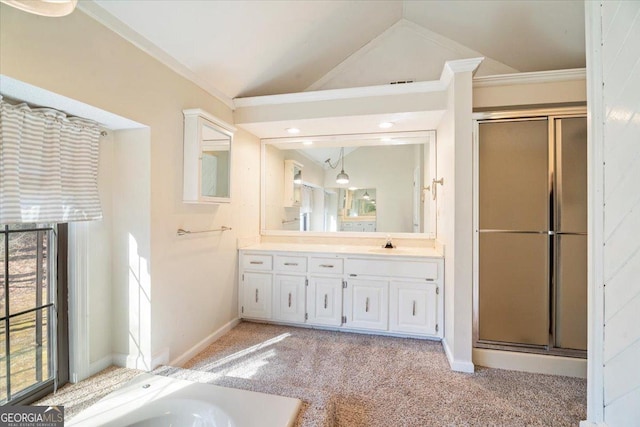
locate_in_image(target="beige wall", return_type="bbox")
[0,5,261,366]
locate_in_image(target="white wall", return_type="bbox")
[111,129,152,369]
[307,19,516,91]
[0,5,260,369]
[436,65,476,373]
[88,131,114,370]
[592,1,640,425]
[322,145,415,233]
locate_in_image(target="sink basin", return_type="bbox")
[367,247,412,254]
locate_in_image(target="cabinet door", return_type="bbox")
[307,276,343,326]
[273,275,306,323]
[389,281,438,335]
[242,272,272,320]
[345,279,388,330]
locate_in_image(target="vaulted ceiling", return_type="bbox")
[84,0,585,101]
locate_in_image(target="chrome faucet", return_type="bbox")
[383,235,395,249]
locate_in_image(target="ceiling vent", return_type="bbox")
[389,80,414,85]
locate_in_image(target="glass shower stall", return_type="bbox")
[474,110,587,357]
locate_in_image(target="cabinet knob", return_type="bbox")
[288,292,292,308]
[365,297,370,313]
[255,289,259,303]
[324,294,328,309]
[412,301,416,316]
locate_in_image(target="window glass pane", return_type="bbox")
[0,321,6,403]
[9,309,51,397]
[7,229,50,315]
[0,231,5,318]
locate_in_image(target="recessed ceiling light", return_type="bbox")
[348,187,358,191]
[286,127,300,134]
[381,137,392,142]
[378,122,394,129]
[302,140,313,145]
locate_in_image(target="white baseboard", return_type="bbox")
[579,421,608,427]
[112,352,152,371]
[170,318,241,367]
[151,347,170,369]
[88,355,113,377]
[112,352,128,368]
[442,338,475,373]
[473,348,587,378]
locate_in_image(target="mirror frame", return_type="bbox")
[260,130,437,239]
[183,108,236,204]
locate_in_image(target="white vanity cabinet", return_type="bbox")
[240,254,273,320]
[272,254,307,322]
[238,246,444,340]
[344,279,389,330]
[306,276,343,326]
[389,280,438,335]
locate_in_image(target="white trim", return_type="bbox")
[88,355,114,377]
[234,80,445,108]
[442,338,475,373]
[77,1,234,109]
[585,0,606,423]
[0,75,145,130]
[443,57,484,76]
[67,222,90,383]
[169,318,241,367]
[183,108,237,134]
[580,422,609,427]
[473,68,587,88]
[235,57,484,109]
[473,348,587,378]
[112,353,128,368]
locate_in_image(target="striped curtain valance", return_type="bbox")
[0,96,103,224]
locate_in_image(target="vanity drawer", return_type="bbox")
[274,255,307,273]
[242,254,273,271]
[345,258,439,281]
[309,257,344,274]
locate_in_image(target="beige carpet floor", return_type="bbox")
[38,322,586,426]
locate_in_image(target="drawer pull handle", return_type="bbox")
[250,261,264,265]
[365,297,370,313]
[288,292,292,308]
[255,289,259,303]
[412,301,416,316]
[319,264,334,268]
[284,262,299,266]
[324,294,328,309]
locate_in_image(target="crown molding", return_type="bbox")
[77,1,235,110]
[473,68,586,88]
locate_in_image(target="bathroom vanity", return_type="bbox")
[238,244,444,340]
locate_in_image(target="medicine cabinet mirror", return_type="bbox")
[262,131,437,237]
[183,109,236,204]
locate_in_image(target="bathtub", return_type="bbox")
[67,373,302,426]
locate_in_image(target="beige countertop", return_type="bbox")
[240,242,443,258]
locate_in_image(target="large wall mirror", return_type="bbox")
[261,131,437,237]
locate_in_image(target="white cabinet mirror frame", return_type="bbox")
[183,109,236,204]
[261,130,437,238]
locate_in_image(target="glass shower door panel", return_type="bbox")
[479,120,549,231]
[556,117,588,233]
[555,234,587,350]
[479,233,549,346]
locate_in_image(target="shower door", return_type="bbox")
[475,111,587,356]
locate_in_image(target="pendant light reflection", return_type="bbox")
[1,0,78,17]
[336,147,349,185]
[362,190,370,200]
[293,170,302,184]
